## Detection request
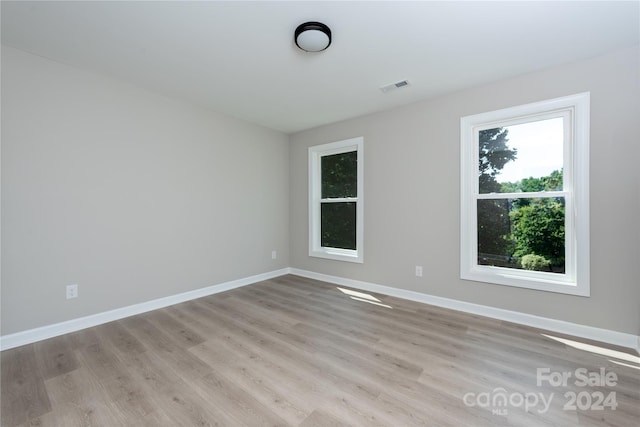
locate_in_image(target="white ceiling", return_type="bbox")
[2,1,639,134]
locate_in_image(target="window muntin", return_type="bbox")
[461,93,589,296]
[309,137,363,263]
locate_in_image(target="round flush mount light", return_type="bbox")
[295,21,332,52]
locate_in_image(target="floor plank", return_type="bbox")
[1,345,52,426]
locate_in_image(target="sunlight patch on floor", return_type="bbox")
[608,359,640,371]
[337,287,380,302]
[337,287,392,308]
[349,296,392,308]
[542,334,640,364]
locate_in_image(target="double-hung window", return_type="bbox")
[460,93,590,296]
[309,137,364,263]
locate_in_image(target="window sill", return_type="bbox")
[310,247,363,264]
[461,266,589,296]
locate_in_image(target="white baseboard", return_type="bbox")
[3,267,638,353]
[290,268,640,352]
[0,268,290,351]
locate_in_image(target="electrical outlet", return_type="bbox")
[415,266,423,277]
[66,284,78,299]
[272,250,277,260]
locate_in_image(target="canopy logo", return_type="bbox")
[462,388,553,416]
[461,367,618,416]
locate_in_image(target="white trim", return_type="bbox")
[0,268,289,351]
[289,268,638,351]
[3,267,637,353]
[308,137,364,263]
[460,92,590,296]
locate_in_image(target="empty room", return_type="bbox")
[1,1,639,426]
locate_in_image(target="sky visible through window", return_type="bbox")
[497,117,564,184]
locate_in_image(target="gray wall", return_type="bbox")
[3,44,638,338]
[290,46,640,336]
[1,47,290,335]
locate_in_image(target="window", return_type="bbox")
[309,137,364,263]
[460,93,590,296]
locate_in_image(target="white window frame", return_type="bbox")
[309,137,364,263]
[460,93,590,296]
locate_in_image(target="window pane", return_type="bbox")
[322,151,357,198]
[479,118,563,194]
[321,202,356,250]
[477,197,565,273]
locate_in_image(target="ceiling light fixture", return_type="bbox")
[295,21,332,52]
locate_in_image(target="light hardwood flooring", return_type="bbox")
[2,275,639,426]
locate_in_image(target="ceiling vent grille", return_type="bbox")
[380,79,410,93]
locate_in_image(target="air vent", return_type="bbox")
[380,79,410,93]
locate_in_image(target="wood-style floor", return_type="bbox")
[2,275,638,426]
